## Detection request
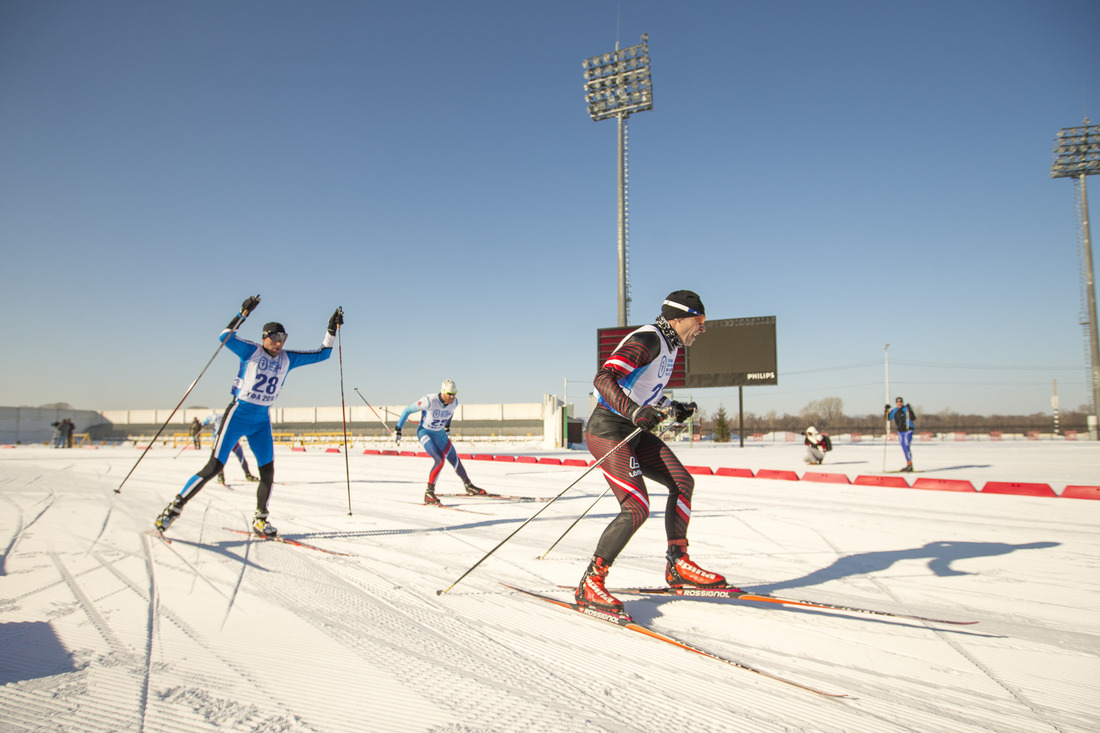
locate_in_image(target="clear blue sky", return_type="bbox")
[2,0,1098,421]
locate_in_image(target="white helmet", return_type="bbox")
[441,379,457,395]
[806,426,818,435]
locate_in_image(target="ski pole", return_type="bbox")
[115,296,260,494]
[436,425,644,596]
[353,388,394,435]
[883,343,890,472]
[538,420,681,560]
[335,309,353,516]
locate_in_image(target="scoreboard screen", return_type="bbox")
[683,316,777,387]
[596,316,776,389]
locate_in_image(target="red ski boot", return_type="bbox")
[665,539,729,588]
[575,557,624,613]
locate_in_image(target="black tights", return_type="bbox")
[180,457,275,513]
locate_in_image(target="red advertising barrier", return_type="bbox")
[981,482,1056,497]
[493,455,516,462]
[854,475,911,488]
[801,472,851,484]
[715,467,754,478]
[515,455,539,464]
[1062,485,1100,500]
[685,465,714,475]
[537,457,562,465]
[755,469,800,481]
[911,478,977,493]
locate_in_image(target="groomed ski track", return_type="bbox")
[1,440,1098,732]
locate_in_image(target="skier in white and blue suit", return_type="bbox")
[395,379,484,505]
[155,296,343,537]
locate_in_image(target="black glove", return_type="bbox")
[328,307,344,335]
[884,404,891,416]
[670,400,696,423]
[394,428,402,445]
[444,422,451,434]
[241,295,261,317]
[631,404,663,431]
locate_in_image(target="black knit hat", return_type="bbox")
[661,290,705,321]
[262,322,287,339]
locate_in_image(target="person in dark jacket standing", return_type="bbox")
[189,418,203,449]
[886,397,917,472]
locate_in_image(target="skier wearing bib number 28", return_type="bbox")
[155,296,343,537]
[577,290,733,614]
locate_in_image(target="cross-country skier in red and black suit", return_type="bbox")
[577,290,732,613]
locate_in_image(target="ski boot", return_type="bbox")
[244,472,259,482]
[575,557,624,613]
[900,463,914,473]
[424,484,441,505]
[666,539,729,589]
[252,511,277,537]
[154,497,183,533]
[463,481,487,496]
[217,473,226,484]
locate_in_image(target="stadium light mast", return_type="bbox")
[1051,120,1100,437]
[583,34,653,327]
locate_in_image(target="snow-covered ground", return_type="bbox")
[1,439,1098,732]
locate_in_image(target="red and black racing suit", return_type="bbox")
[585,321,694,564]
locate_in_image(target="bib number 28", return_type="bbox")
[252,374,279,395]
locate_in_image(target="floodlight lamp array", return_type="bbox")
[582,36,653,122]
[1051,122,1100,178]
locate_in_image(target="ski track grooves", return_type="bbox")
[0,492,55,576]
[94,543,315,732]
[248,543,655,731]
[139,535,156,733]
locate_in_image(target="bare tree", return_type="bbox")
[799,397,844,429]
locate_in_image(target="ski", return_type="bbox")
[411,502,491,515]
[146,528,172,544]
[221,527,351,556]
[435,492,552,503]
[608,586,977,625]
[502,584,845,697]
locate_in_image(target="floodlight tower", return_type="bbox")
[1051,120,1100,435]
[582,34,653,327]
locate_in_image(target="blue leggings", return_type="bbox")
[898,430,914,461]
[419,428,470,486]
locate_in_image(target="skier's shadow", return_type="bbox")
[751,540,1059,595]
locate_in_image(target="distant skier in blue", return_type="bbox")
[155,296,343,537]
[886,397,917,472]
[394,379,484,505]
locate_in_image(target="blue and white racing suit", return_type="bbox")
[396,393,471,487]
[177,325,333,512]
